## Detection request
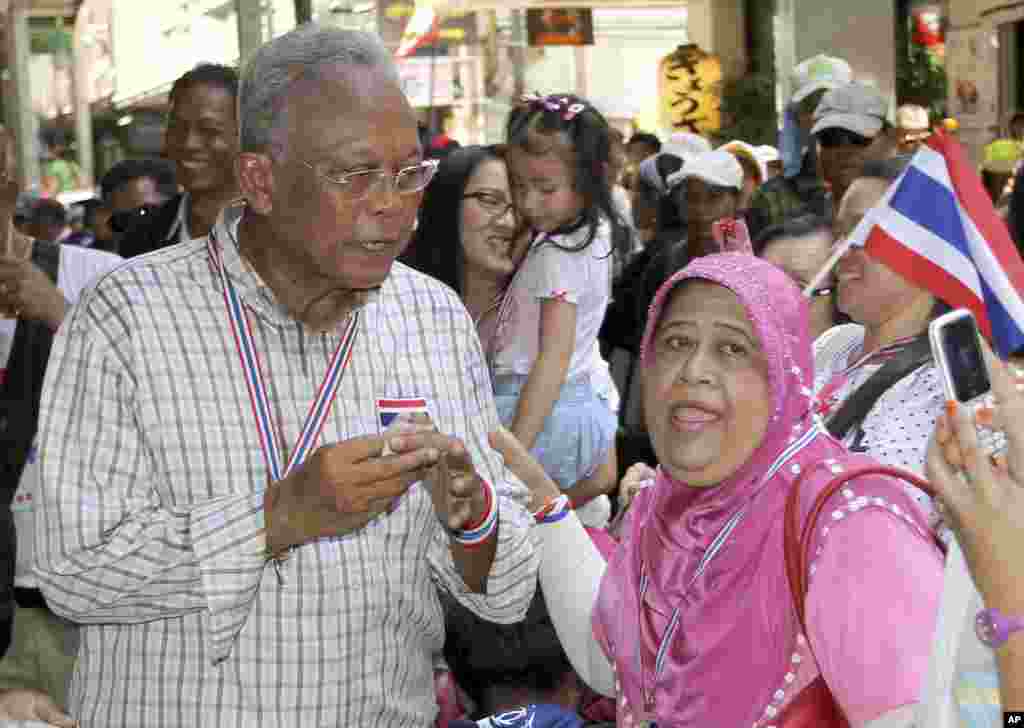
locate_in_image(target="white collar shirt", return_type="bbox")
[34,205,538,728]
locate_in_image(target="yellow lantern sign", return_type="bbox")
[658,44,722,135]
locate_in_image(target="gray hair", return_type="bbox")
[238,24,400,155]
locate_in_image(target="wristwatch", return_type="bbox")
[975,608,1024,647]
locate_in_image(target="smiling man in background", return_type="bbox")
[118,63,239,257]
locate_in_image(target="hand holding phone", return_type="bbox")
[929,309,1007,458]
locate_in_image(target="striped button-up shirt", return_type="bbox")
[33,206,538,728]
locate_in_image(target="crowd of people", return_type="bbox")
[0,23,1024,728]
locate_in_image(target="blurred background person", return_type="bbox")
[748,54,852,238]
[119,63,238,257]
[98,158,179,256]
[667,148,743,259]
[810,83,895,217]
[39,129,81,198]
[622,131,661,191]
[722,140,767,213]
[26,200,72,245]
[755,213,839,340]
[0,120,121,716]
[895,104,932,154]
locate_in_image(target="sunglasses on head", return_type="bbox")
[816,127,873,149]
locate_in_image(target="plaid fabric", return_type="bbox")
[33,206,538,728]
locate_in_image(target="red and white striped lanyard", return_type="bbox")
[816,335,919,418]
[208,233,360,483]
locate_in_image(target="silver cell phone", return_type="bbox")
[928,308,1006,456]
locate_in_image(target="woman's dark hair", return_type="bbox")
[753,212,831,257]
[635,154,686,238]
[506,94,627,259]
[627,132,662,155]
[441,590,575,718]
[400,144,505,293]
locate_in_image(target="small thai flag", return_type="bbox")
[847,131,1024,358]
[377,398,432,430]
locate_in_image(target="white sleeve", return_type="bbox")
[56,247,123,304]
[523,244,588,305]
[538,513,617,696]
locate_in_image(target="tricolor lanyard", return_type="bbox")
[634,422,824,722]
[208,232,360,483]
[815,335,919,420]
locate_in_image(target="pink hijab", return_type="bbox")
[593,254,932,726]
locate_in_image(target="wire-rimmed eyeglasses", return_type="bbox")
[301,158,440,200]
[462,191,516,222]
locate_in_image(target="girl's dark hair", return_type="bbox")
[400,144,506,294]
[753,212,831,256]
[506,93,628,259]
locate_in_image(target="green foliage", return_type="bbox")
[714,73,778,146]
[896,43,947,119]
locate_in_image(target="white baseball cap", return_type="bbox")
[661,132,713,165]
[667,149,744,190]
[791,55,853,104]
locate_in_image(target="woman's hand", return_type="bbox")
[618,462,657,512]
[924,355,1024,615]
[489,425,560,511]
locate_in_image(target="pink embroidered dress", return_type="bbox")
[592,255,944,726]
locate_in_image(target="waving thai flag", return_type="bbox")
[846,132,1024,358]
[395,6,440,58]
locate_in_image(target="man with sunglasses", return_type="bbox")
[747,55,851,239]
[811,82,895,215]
[95,157,178,255]
[32,25,537,728]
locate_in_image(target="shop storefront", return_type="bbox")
[945,0,1014,162]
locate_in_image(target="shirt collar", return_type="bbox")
[209,204,381,331]
[169,193,191,244]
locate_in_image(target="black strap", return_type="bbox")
[826,334,933,440]
[31,238,60,282]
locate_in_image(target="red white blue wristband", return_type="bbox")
[532,494,573,524]
[450,480,498,549]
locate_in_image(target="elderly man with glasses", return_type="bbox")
[32,25,537,728]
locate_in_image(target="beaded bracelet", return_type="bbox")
[531,493,573,524]
[450,480,498,549]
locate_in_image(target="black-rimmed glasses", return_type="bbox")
[462,191,516,221]
[302,158,439,200]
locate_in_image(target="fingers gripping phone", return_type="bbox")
[929,309,1007,457]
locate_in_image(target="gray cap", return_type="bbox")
[811,83,888,138]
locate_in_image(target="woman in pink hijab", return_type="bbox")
[492,254,943,727]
